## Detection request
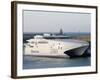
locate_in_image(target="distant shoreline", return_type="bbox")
[23,32,90,43]
[71,35,90,42]
[23,32,90,35]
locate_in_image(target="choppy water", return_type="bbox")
[23,55,90,69]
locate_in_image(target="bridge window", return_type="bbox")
[31,50,39,53]
[29,45,34,48]
[38,41,48,44]
[31,41,35,44]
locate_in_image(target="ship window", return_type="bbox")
[29,45,34,47]
[58,46,62,50]
[31,50,39,53]
[31,41,35,44]
[38,41,48,44]
[35,42,37,45]
[58,43,60,45]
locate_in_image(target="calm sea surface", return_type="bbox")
[23,56,90,69]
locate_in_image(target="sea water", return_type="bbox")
[23,55,90,69]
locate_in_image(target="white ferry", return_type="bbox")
[24,34,89,58]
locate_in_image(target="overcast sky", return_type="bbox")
[23,10,91,33]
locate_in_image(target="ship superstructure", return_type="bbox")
[24,34,89,57]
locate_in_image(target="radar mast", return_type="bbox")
[59,28,63,35]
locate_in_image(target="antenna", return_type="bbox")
[59,28,63,35]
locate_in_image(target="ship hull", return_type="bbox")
[24,39,89,58]
[64,46,88,57]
